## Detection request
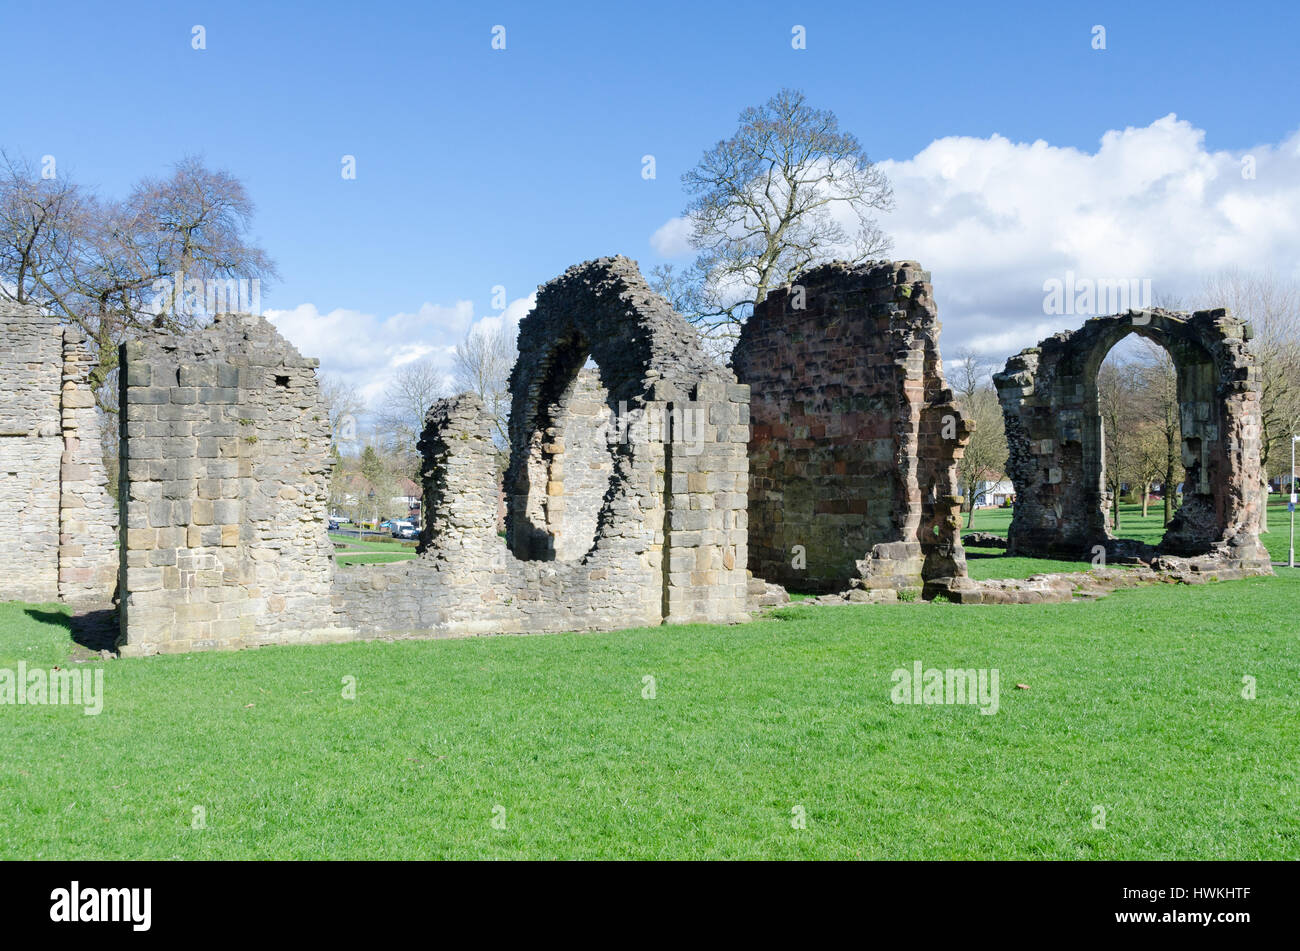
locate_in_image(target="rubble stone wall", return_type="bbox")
[994,309,1270,570]
[510,367,615,562]
[732,261,970,595]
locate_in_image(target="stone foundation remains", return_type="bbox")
[0,304,116,603]
[994,309,1271,573]
[732,261,970,595]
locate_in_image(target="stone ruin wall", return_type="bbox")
[117,315,344,654]
[335,256,751,640]
[116,257,751,653]
[511,367,613,562]
[732,261,970,595]
[20,263,1278,653]
[59,328,120,601]
[0,304,116,604]
[994,309,1270,572]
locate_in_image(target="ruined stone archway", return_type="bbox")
[994,309,1270,569]
[113,258,753,654]
[502,258,751,611]
[506,333,617,563]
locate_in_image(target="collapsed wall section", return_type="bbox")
[732,260,969,595]
[334,256,752,639]
[117,314,343,654]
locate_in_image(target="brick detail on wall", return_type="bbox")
[732,260,970,595]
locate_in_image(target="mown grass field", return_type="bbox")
[961,499,1297,579]
[330,501,1299,576]
[967,498,1296,556]
[330,531,417,566]
[2,564,1297,860]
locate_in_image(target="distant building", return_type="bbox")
[390,477,419,512]
[973,478,1014,507]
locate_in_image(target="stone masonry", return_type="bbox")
[117,258,750,653]
[732,261,971,595]
[116,314,347,654]
[994,309,1271,571]
[510,366,614,562]
[505,255,750,623]
[51,265,1281,654]
[334,256,752,639]
[59,327,120,600]
[0,304,116,603]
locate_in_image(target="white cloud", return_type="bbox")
[876,114,1300,358]
[648,114,1300,363]
[650,215,693,257]
[265,293,534,410]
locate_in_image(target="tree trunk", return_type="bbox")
[1112,487,1121,532]
[1141,483,1150,518]
[1163,464,1174,525]
[1260,477,1270,533]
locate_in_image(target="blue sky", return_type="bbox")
[6,0,1299,401]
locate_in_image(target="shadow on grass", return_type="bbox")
[24,607,119,654]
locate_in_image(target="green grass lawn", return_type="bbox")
[2,570,1297,860]
[330,531,418,567]
[329,502,1299,574]
[963,499,1298,578]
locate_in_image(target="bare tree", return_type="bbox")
[1201,269,1300,533]
[319,374,366,446]
[653,89,894,352]
[1132,339,1183,525]
[0,152,277,411]
[1128,418,1169,519]
[0,150,91,306]
[453,322,516,450]
[1097,358,1144,533]
[378,358,449,479]
[951,350,1009,528]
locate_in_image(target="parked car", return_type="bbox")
[397,526,418,540]
[390,520,415,538]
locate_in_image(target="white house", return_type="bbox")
[973,479,1014,508]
